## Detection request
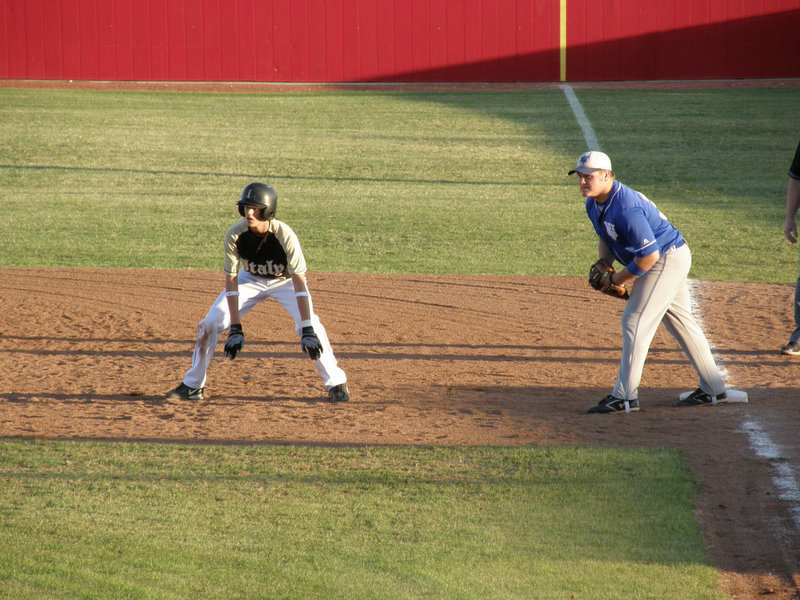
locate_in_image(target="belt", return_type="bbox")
[665,240,686,254]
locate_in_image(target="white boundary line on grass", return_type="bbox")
[561,87,800,537]
[560,84,600,150]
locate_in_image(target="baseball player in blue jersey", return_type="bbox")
[570,151,727,413]
[166,183,349,403]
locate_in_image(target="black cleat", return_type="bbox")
[165,382,205,401]
[674,388,727,407]
[587,395,639,414]
[781,341,800,356]
[328,383,350,403]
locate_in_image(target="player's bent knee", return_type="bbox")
[197,318,225,338]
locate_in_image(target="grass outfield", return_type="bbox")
[0,440,724,600]
[1,87,798,281]
[1,86,796,598]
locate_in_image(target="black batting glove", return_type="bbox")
[300,326,323,360]
[224,323,245,360]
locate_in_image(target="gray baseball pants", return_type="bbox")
[612,243,726,400]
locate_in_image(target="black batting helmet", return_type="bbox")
[237,183,277,220]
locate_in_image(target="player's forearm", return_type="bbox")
[291,274,313,323]
[785,178,800,222]
[597,239,614,263]
[612,252,660,286]
[225,274,241,325]
[783,179,800,243]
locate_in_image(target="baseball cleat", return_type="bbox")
[586,395,639,414]
[165,382,204,401]
[674,388,727,407]
[780,341,800,356]
[328,383,349,403]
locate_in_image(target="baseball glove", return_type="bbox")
[589,259,630,300]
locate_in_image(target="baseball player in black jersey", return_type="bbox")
[781,140,800,356]
[166,183,349,402]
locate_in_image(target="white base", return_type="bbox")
[725,389,749,403]
[678,388,748,404]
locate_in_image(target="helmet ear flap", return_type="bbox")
[238,204,245,217]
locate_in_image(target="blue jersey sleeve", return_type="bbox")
[618,206,659,258]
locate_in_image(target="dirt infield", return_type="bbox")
[1,268,799,598]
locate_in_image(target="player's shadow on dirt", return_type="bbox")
[1,337,779,367]
[0,392,335,405]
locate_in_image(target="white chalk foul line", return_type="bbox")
[687,280,731,384]
[691,281,800,531]
[560,84,600,151]
[742,418,800,531]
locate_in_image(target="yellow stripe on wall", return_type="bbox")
[560,0,567,82]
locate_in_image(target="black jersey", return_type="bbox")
[223,219,307,278]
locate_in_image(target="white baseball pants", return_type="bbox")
[182,271,347,391]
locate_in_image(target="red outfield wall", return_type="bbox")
[1,0,799,83]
